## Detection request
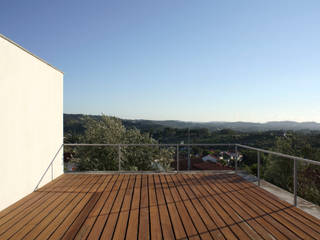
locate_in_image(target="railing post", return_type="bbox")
[257,151,260,186]
[188,128,191,170]
[235,145,238,173]
[177,145,179,172]
[118,144,121,171]
[293,159,297,206]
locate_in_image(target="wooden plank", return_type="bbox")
[138,174,150,240]
[179,174,237,240]
[47,175,104,239]
[267,205,320,238]
[215,176,266,218]
[216,174,289,240]
[24,175,93,240]
[168,175,212,239]
[148,174,162,240]
[214,174,308,239]
[111,175,136,240]
[153,174,175,240]
[271,212,314,240]
[1,173,319,240]
[125,174,142,239]
[100,175,132,239]
[191,174,252,240]
[62,175,112,239]
[164,174,199,238]
[74,175,116,240]
[226,195,284,239]
[188,174,251,240]
[171,174,224,239]
[187,174,237,239]
[0,174,74,228]
[174,174,226,239]
[226,174,320,239]
[208,173,275,239]
[11,192,77,239]
[0,174,67,221]
[158,174,186,239]
[62,192,101,240]
[284,208,320,234]
[204,173,279,240]
[0,174,83,239]
[87,174,125,239]
[23,193,77,240]
[288,206,320,226]
[209,173,298,240]
[255,217,288,240]
[263,215,300,240]
[244,183,320,238]
[230,173,320,228]
[39,174,73,191]
[12,175,93,239]
[35,175,99,240]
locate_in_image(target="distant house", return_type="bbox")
[224,151,236,159]
[223,151,243,160]
[202,154,218,163]
[65,162,78,172]
[220,152,243,166]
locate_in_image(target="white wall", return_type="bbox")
[0,35,63,211]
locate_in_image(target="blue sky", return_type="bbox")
[1,0,320,122]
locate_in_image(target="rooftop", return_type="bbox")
[0,172,319,239]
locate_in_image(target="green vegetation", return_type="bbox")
[64,114,320,205]
[234,136,320,205]
[65,116,174,171]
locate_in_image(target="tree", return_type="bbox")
[263,136,320,204]
[264,137,295,191]
[70,115,174,171]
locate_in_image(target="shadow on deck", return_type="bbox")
[0,173,320,239]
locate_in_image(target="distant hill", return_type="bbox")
[64,114,320,132]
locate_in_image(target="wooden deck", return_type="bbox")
[0,173,319,239]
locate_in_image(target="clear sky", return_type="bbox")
[1,0,320,122]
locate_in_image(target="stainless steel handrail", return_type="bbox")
[64,143,234,147]
[34,144,64,191]
[236,144,320,166]
[236,144,320,206]
[64,143,235,173]
[62,142,320,206]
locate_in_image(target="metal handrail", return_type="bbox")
[64,143,234,173]
[34,144,64,191]
[64,142,320,206]
[236,144,320,166]
[236,144,320,206]
[64,143,320,164]
[64,143,234,147]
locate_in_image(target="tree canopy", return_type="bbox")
[65,115,174,171]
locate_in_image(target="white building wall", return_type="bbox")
[0,35,63,211]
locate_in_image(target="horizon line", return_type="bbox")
[63,112,320,125]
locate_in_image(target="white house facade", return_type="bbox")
[0,34,64,211]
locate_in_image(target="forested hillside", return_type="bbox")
[64,114,320,149]
[64,114,320,132]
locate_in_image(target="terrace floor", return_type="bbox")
[0,173,320,240]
